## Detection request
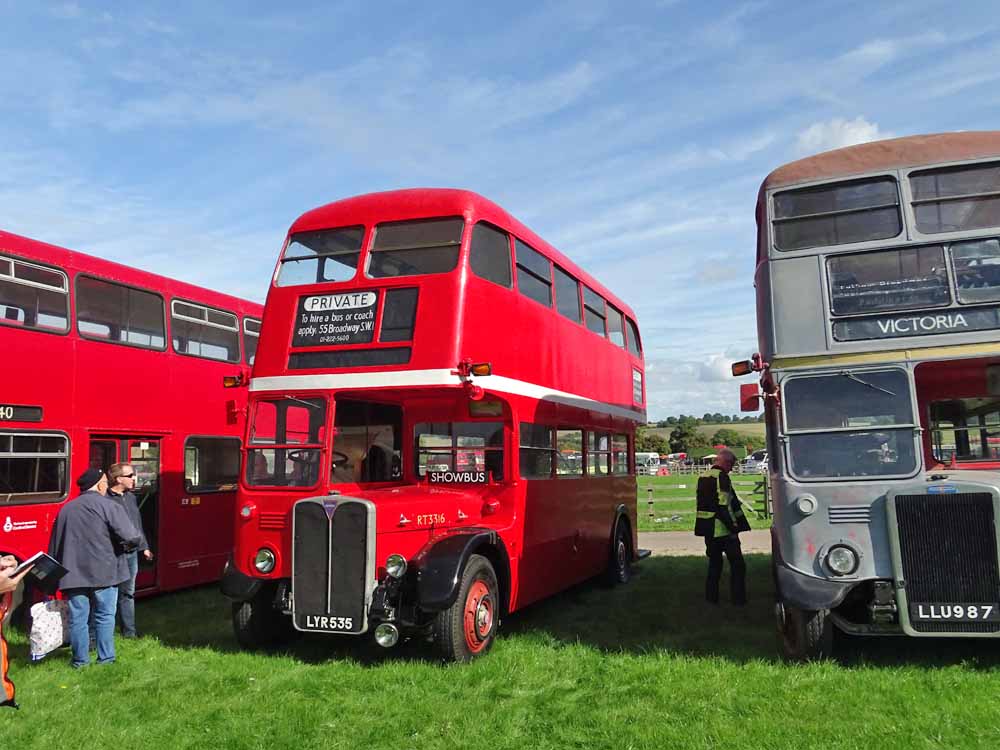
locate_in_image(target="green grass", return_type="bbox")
[637,474,769,532]
[4,557,1000,749]
[644,422,767,440]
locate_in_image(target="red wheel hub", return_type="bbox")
[463,580,494,653]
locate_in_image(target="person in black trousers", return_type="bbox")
[694,449,751,605]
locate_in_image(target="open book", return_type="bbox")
[13,552,68,595]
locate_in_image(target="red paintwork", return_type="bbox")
[0,230,262,593]
[235,189,645,614]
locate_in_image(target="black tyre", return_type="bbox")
[434,554,499,662]
[603,519,632,586]
[777,601,833,662]
[233,585,296,650]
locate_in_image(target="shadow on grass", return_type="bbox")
[31,554,1000,670]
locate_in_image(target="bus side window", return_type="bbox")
[0,256,69,333]
[470,222,512,288]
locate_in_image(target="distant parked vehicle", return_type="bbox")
[743,450,768,473]
[635,452,660,475]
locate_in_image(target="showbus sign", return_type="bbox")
[736,131,1000,660]
[0,229,262,621]
[222,189,646,661]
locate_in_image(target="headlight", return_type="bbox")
[254,548,276,573]
[374,622,400,648]
[826,545,859,576]
[385,554,408,579]
[239,504,255,519]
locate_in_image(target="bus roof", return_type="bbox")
[289,188,637,322]
[0,228,262,315]
[761,131,1000,193]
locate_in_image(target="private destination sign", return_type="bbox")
[832,306,1000,342]
[293,291,379,347]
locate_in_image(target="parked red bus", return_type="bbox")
[0,229,262,620]
[222,189,646,660]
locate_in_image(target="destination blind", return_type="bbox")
[0,404,42,422]
[293,291,379,347]
[832,306,1000,342]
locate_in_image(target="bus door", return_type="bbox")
[88,435,161,591]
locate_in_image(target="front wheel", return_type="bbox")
[233,585,297,650]
[434,554,499,662]
[777,601,833,662]
[603,520,632,586]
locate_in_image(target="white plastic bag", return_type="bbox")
[29,600,68,661]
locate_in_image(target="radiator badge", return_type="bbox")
[927,485,958,494]
[323,500,338,519]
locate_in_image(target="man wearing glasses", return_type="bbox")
[107,463,153,638]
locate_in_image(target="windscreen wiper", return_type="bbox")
[282,395,323,410]
[839,370,896,397]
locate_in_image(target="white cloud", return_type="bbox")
[794,116,887,155]
[50,3,83,20]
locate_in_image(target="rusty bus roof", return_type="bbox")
[761,131,1000,193]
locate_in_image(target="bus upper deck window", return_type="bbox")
[911,161,1000,235]
[368,218,463,279]
[0,255,69,333]
[278,226,364,287]
[952,238,1000,305]
[773,177,901,251]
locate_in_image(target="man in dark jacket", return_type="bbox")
[106,463,153,638]
[695,449,751,605]
[49,469,141,668]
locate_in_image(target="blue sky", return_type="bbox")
[2,1,998,420]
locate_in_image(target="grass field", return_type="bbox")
[4,557,1000,749]
[644,422,767,441]
[637,474,769,532]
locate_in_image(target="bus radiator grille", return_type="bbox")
[895,493,1000,634]
[292,500,369,632]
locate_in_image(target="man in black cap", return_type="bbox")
[49,469,141,668]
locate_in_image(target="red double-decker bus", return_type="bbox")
[222,189,646,660]
[0,229,262,620]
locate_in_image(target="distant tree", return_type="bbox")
[711,428,744,448]
[636,430,668,454]
[666,416,677,425]
[743,435,766,451]
[721,414,732,423]
[702,413,713,423]
[670,423,710,453]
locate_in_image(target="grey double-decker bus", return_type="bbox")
[735,132,1000,660]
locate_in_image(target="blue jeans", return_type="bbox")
[117,552,139,637]
[66,587,118,668]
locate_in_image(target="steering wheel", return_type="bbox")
[331,451,350,468]
[287,450,317,464]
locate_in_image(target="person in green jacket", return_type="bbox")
[695,449,751,605]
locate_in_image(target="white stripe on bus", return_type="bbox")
[249,370,647,422]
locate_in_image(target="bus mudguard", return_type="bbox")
[412,529,508,612]
[772,534,854,610]
[219,555,264,602]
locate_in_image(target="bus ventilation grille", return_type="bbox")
[828,505,871,524]
[291,500,369,633]
[895,492,1000,633]
[258,512,287,531]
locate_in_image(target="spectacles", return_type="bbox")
[120,473,136,479]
